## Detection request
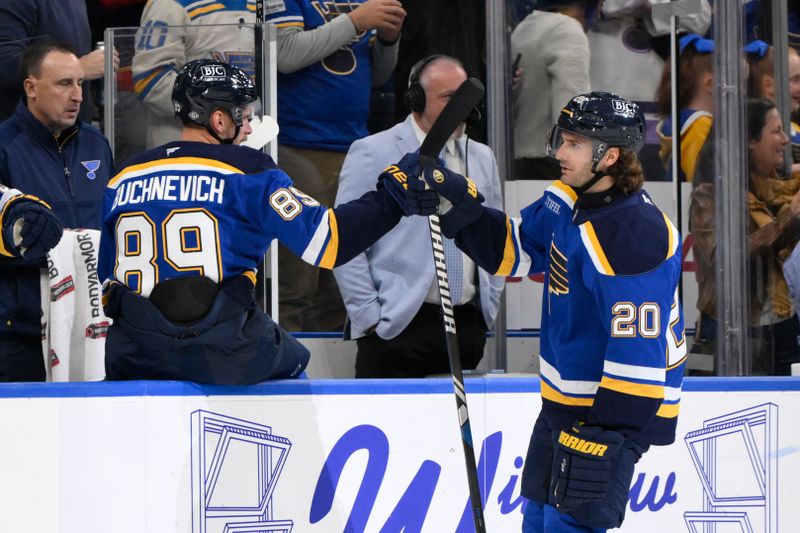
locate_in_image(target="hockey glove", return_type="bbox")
[1,197,63,260]
[422,166,485,238]
[550,422,625,511]
[377,152,439,216]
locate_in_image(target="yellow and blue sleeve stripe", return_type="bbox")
[270,15,305,28]
[301,209,339,269]
[539,358,597,407]
[177,0,256,20]
[133,65,175,100]
[656,386,681,418]
[496,216,530,277]
[599,359,666,400]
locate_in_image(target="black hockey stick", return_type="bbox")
[419,77,486,533]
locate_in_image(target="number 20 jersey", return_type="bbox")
[98,141,339,298]
[465,181,687,446]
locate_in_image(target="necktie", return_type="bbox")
[439,149,463,305]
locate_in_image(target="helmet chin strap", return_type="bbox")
[573,143,608,196]
[206,124,239,145]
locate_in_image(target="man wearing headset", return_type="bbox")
[334,54,505,378]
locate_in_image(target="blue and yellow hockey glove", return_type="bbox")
[1,193,63,260]
[550,422,625,510]
[422,165,485,238]
[377,152,439,216]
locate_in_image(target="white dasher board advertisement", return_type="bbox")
[0,377,796,532]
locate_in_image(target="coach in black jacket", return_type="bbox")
[0,42,113,381]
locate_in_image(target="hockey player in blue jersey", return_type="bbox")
[98,59,437,385]
[417,92,686,532]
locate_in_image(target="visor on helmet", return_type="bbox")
[546,125,608,163]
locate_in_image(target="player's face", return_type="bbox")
[233,112,253,145]
[555,131,596,187]
[419,62,468,137]
[749,108,789,175]
[789,50,800,113]
[24,51,84,135]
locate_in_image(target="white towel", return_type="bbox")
[40,229,110,381]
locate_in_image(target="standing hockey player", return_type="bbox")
[99,59,436,385]
[418,92,686,532]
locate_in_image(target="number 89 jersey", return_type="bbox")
[99,141,337,297]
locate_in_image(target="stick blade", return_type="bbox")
[418,78,484,167]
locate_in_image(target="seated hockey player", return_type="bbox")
[415,92,686,532]
[98,59,437,385]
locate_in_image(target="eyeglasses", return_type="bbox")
[744,40,769,58]
[679,34,714,54]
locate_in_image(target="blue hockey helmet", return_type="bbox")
[546,91,646,164]
[172,59,258,129]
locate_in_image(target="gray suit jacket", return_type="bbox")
[334,115,505,340]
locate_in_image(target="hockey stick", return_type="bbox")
[419,77,486,533]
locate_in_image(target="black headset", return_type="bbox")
[404,54,446,113]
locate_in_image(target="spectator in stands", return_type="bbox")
[690,98,800,375]
[746,41,800,174]
[587,0,711,104]
[265,0,405,332]
[511,0,595,181]
[0,0,119,123]
[132,0,261,148]
[334,55,504,378]
[0,41,113,381]
[655,34,714,183]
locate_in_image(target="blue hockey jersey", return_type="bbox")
[266,0,374,151]
[99,141,404,299]
[455,181,686,446]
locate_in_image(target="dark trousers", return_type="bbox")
[0,336,45,382]
[105,285,309,385]
[355,302,487,378]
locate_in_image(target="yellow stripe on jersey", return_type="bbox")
[274,21,305,28]
[318,209,339,269]
[109,157,244,187]
[133,67,167,96]
[188,3,225,19]
[656,402,680,418]
[551,180,578,203]
[599,376,665,399]
[662,212,680,260]
[582,222,615,275]
[496,216,517,276]
[242,270,257,286]
[541,380,595,407]
[680,114,712,182]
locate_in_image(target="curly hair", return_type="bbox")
[606,148,645,193]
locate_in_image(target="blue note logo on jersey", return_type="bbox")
[82,160,101,180]
[311,1,366,75]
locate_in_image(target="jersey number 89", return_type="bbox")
[114,208,222,297]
